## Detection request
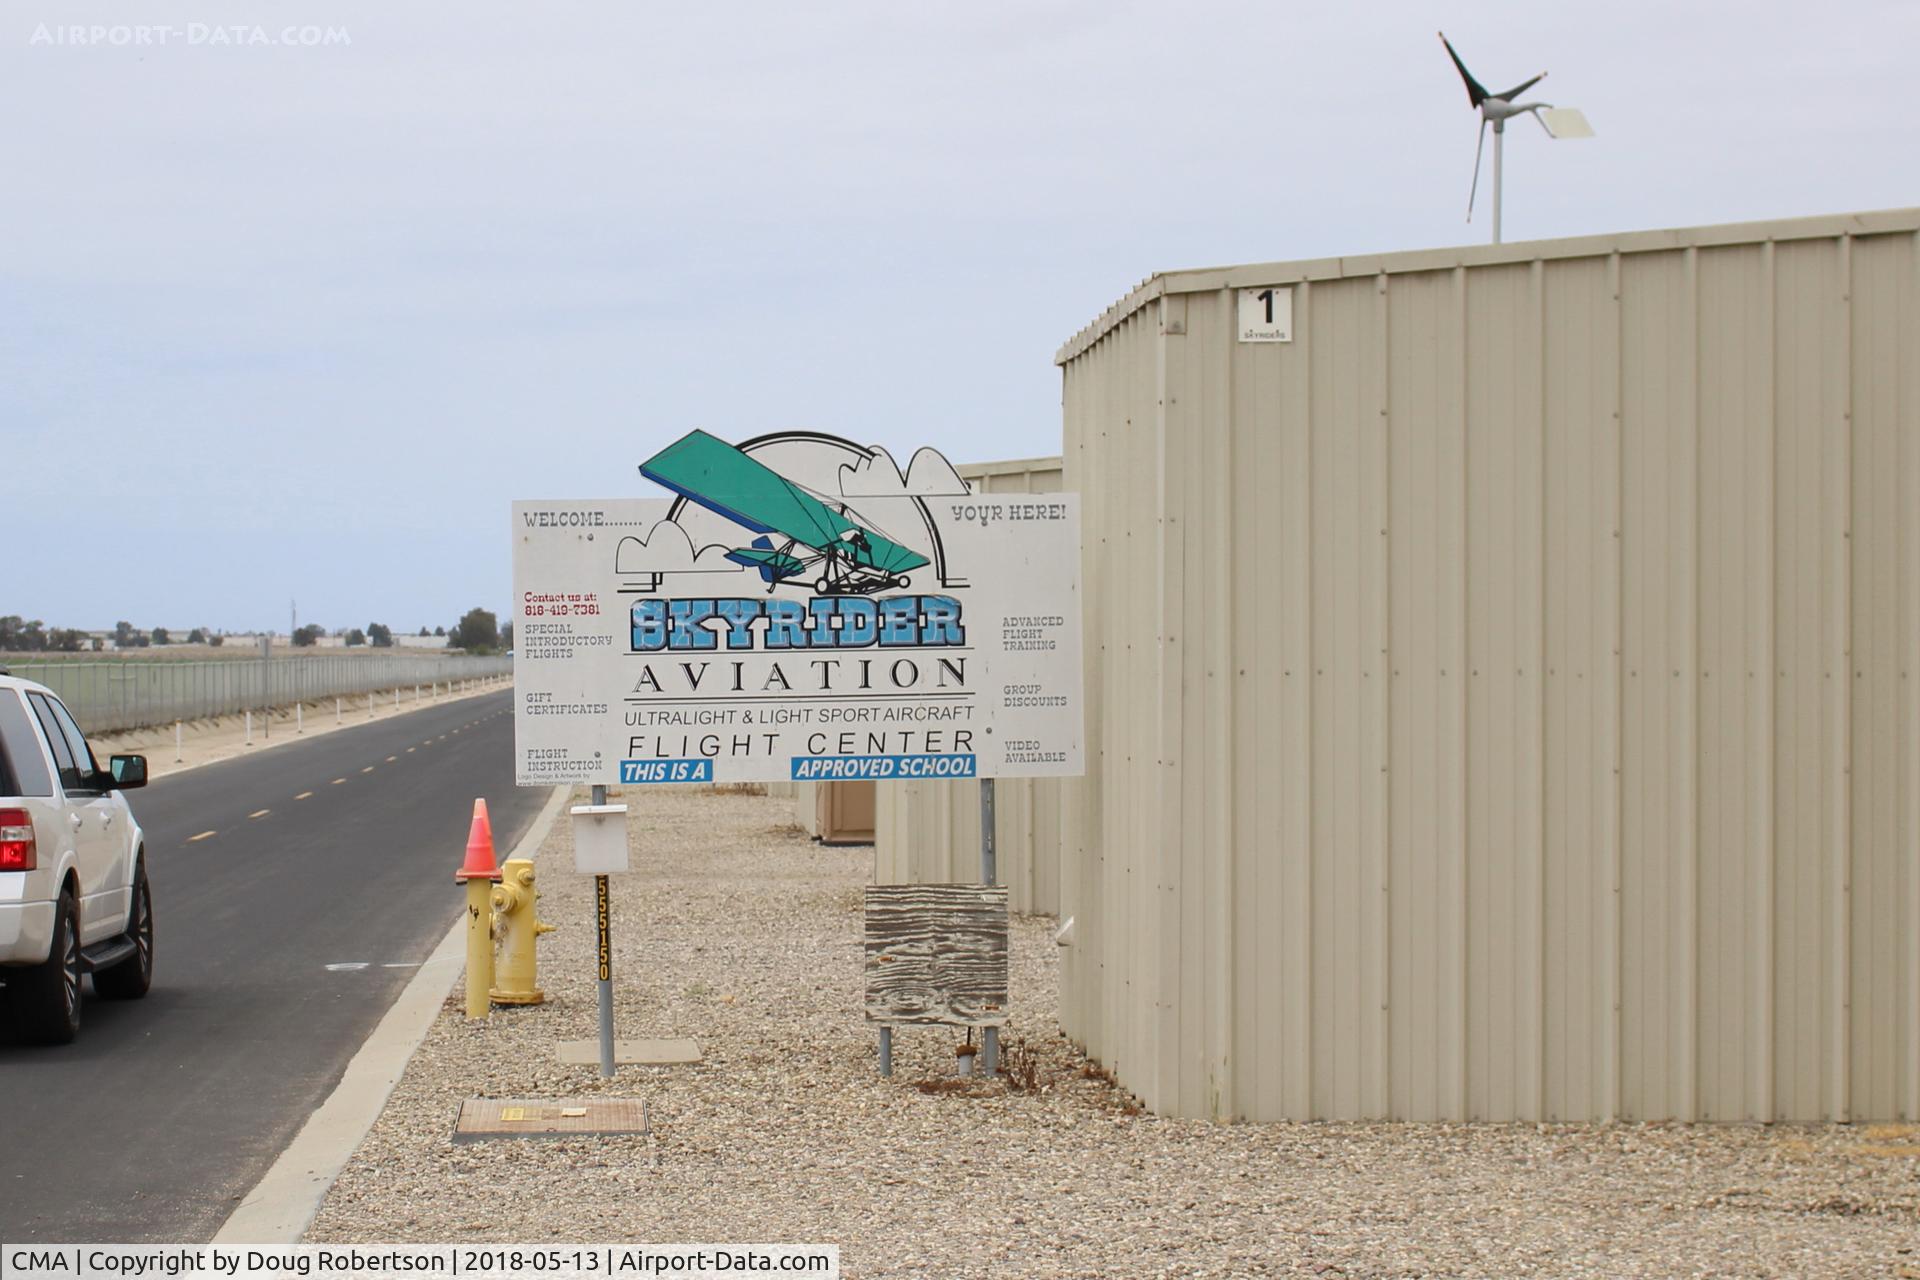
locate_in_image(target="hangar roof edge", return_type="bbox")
[1055,206,1920,367]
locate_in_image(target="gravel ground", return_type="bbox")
[308,787,1920,1278]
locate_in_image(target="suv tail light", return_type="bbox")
[0,808,35,871]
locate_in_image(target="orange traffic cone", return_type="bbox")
[455,797,503,882]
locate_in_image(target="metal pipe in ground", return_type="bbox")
[979,777,998,1077]
[592,782,615,1078]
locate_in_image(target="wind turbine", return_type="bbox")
[1439,31,1593,244]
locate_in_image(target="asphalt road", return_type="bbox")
[0,689,551,1243]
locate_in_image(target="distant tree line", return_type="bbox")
[105,620,222,650]
[289,622,396,648]
[2,611,512,655]
[0,616,87,652]
[0,617,229,653]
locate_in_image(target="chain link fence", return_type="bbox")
[4,654,514,734]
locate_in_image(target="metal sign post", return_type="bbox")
[591,783,615,1078]
[595,873,613,1074]
[979,776,999,1077]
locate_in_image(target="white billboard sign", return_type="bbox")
[512,430,1083,787]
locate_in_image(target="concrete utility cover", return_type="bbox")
[453,1097,648,1142]
[555,1037,703,1066]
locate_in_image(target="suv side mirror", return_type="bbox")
[109,755,149,789]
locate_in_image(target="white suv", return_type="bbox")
[0,672,153,1043]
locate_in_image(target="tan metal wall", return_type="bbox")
[794,781,819,838]
[872,457,1068,913]
[1057,208,1920,1123]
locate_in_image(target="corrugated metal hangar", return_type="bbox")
[892,207,1920,1124]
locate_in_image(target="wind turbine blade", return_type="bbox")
[1496,71,1547,101]
[1438,31,1489,107]
[1467,119,1487,221]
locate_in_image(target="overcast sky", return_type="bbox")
[4,0,1914,634]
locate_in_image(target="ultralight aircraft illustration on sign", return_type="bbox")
[640,430,930,596]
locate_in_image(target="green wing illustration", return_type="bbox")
[640,431,930,577]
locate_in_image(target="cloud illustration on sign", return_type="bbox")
[615,520,741,583]
[838,446,970,498]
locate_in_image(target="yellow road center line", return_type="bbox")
[294,791,314,800]
[188,831,216,842]
[249,809,270,819]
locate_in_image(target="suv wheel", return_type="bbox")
[95,860,153,1000]
[16,888,82,1044]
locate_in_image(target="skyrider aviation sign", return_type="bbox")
[512,430,1083,787]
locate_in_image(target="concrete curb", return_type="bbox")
[212,782,573,1243]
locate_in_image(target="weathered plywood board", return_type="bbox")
[452,1097,648,1142]
[864,885,1008,1027]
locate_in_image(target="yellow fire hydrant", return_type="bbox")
[489,857,555,1005]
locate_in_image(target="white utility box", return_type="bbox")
[570,803,630,874]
